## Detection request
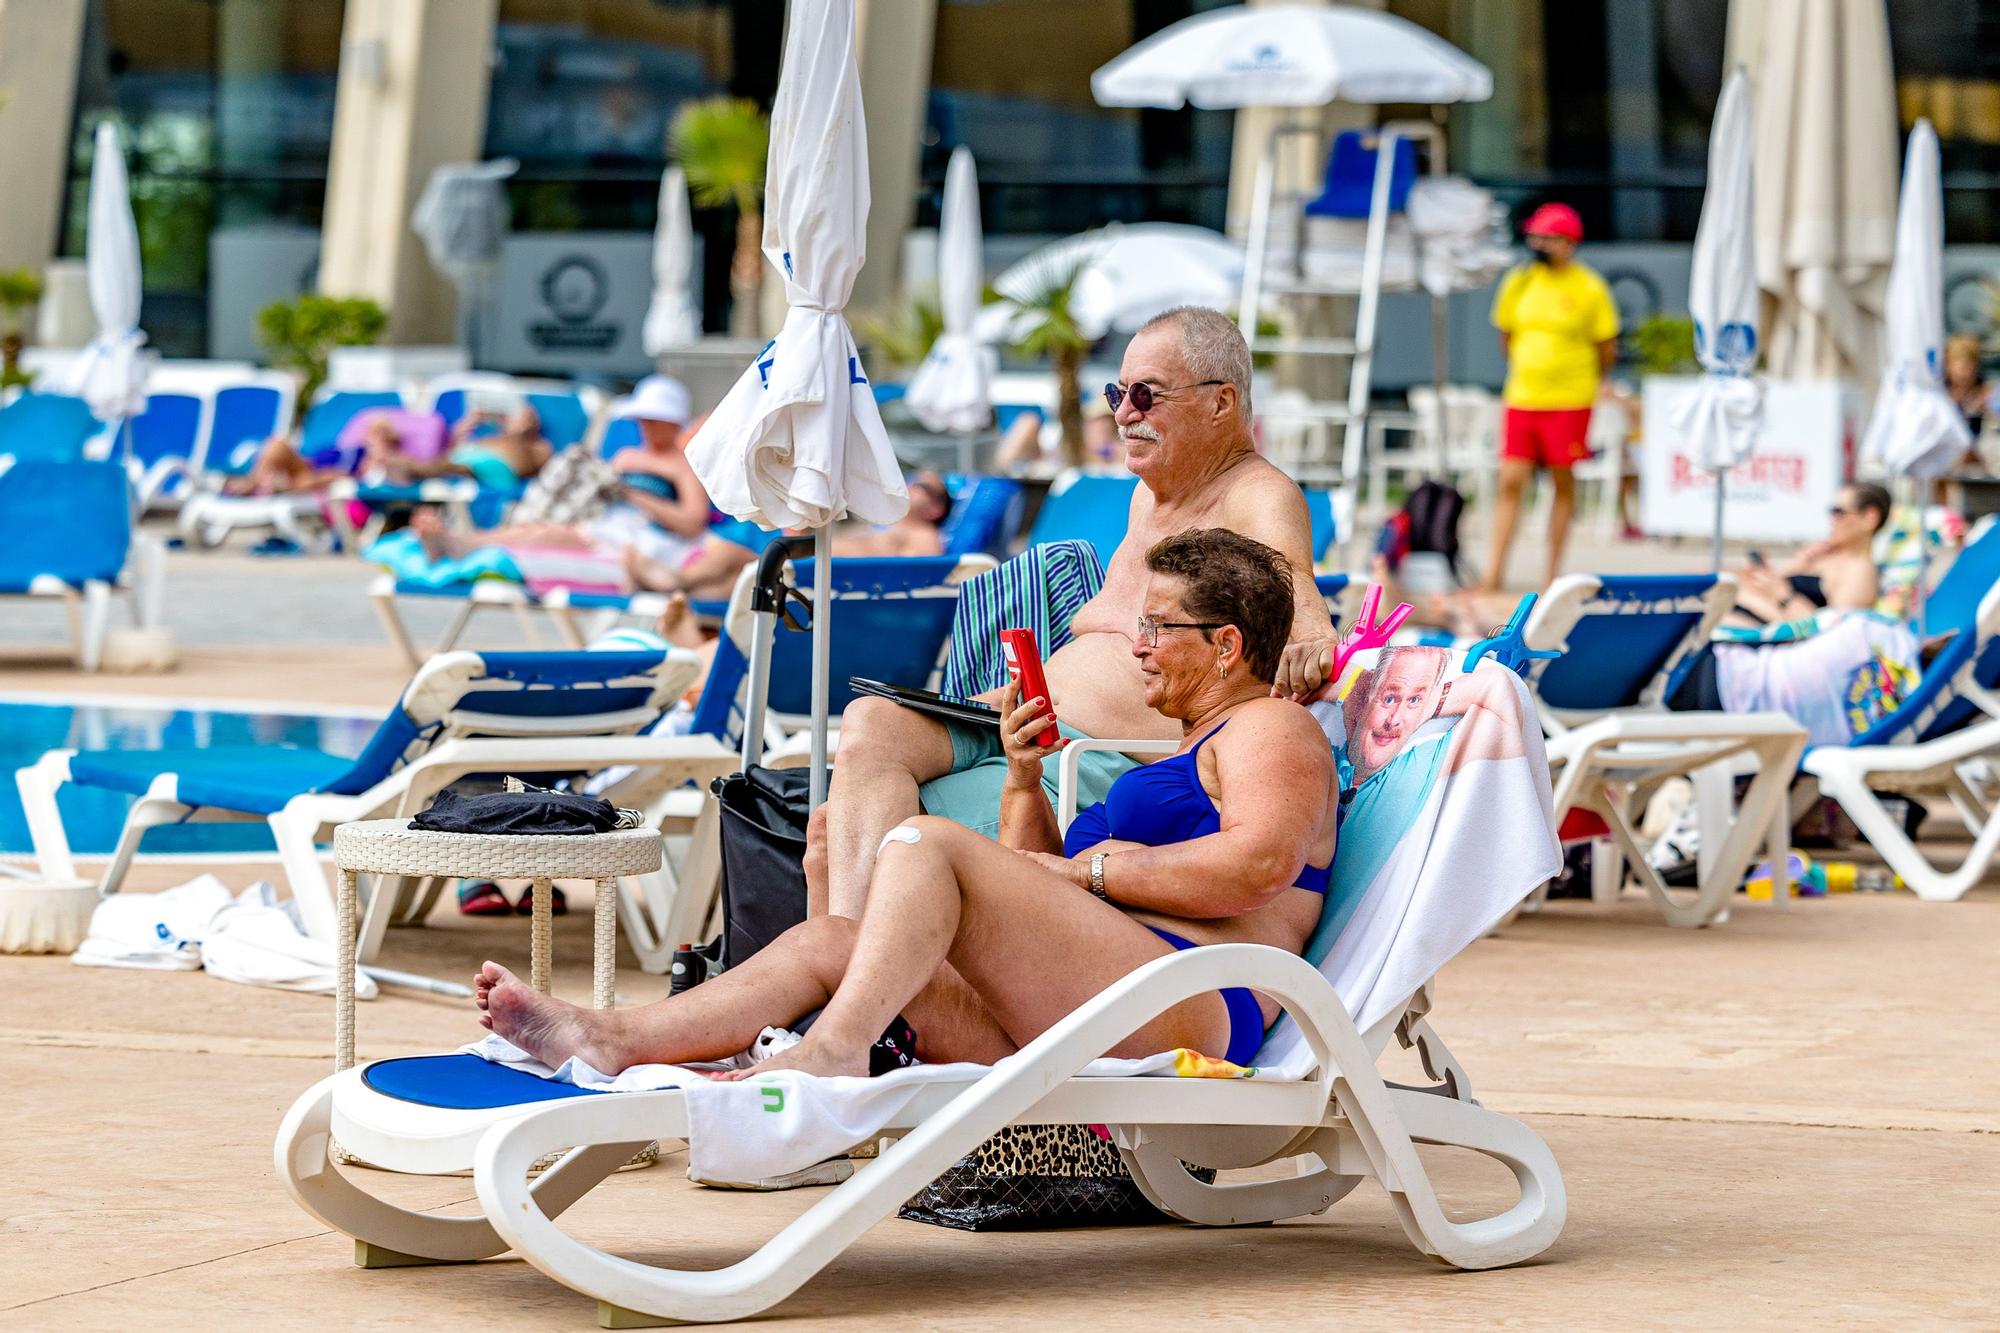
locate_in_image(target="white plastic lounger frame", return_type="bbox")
[16,650,737,963]
[1802,577,2000,902]
[1524,573,1807,926]
[277,947,1561,1325]
[274,724,1564,1325]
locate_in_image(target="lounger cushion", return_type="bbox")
[363,1054,604,1109]
[69,746,360,814]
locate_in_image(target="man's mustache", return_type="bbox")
[1120,422,1162,443]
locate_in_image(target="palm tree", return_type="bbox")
[671,97,770,339]
[1004,255,1094,466]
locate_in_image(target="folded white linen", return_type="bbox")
[70,876,377,998]
[70,873,233,971]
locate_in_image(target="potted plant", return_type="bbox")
[856,288,944,378]
[1002,257,1093,466]
[1630,313,1697,375]
[671,97,770,340]
[0,267,43,390]
[254,294,387,423]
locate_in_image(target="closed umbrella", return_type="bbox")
[411,158,518,363]
[1737,0,1898,382]
[642,166,703,356]
[1861,120,1967,482]
[1090,3,1491,109]
[65,123,150,438]
[685,0,904,806]
[975,223,1245,344]
[1678,67,1763,570]
[1861,120,1965,636]
[904,146,991,440]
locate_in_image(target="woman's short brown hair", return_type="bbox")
[1143,528,1296,682]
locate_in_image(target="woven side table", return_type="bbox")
[331,820,663,1073]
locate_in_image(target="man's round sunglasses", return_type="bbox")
[1104,379,1226,414]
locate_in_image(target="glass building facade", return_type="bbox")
[61,0,344,356]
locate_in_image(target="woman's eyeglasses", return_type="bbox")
[1103,380,1225,414]
[1135,615,1226,647]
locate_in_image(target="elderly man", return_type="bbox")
[808,305,1336,919]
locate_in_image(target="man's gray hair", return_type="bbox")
[1137,305,1252,416]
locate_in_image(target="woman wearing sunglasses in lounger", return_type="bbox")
[473,528,1337,1077]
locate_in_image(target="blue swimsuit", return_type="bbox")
[1061,722,1329,1066]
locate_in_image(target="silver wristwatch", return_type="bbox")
[1088,852,1108,899]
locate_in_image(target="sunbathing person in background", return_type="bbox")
[619,468,954,600]
[474,528,1336,1075]
[223,410,403,497]
[370,403,550,490]
[411,403,714,574]
[1729,482,1888,626]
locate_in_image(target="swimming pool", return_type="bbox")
[0,694,379,858]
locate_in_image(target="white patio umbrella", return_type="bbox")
[412,158,519,364]
[685,0,904,806]
[1735,0,1898,382]
[1090,3,1492,109]
[975,223,1244,344]
[65,122,150,441]
[642,165,703,356]
[1861,120,1966,637]
[1861,120,1967,483]
[1678,67,1763,571]
[904,146,991,440]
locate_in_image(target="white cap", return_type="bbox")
[616,374,692,425]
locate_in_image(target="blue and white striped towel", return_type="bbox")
[940,539,1105,698]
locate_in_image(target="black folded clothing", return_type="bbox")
[411,786,621,836]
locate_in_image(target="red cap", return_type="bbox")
[1523,202,1583,242]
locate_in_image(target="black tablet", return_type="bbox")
[848,678,1001,730]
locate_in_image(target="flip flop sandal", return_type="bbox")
[516,884,568,917]
[456,880,513,916]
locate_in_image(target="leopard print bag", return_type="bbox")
[897,1124,1216,1231]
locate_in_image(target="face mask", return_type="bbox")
[1527,243,1554,265]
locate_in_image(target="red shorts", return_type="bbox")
[1501,406,1594,469]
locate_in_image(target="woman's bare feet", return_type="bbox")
[711,1030,871,1082]
[622,544,681,594]
[652,591,703,648]
[411,506,450,561]
[473,960,622,1072]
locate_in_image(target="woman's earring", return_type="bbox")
[1217,659,1227,679]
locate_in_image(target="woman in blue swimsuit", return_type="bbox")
[472,528,1337,1078]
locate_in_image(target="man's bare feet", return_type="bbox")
[711,1030,870,1082]
[622,544,681,594]
[473,960,621,1072]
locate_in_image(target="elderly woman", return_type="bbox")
[474,528,1337,1075]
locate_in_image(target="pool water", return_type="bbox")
[0,697,379,857]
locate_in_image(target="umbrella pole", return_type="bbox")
[1711,471,1726,572]
[809,525,832,809]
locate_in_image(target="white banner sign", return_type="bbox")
[1640,376,1854,543]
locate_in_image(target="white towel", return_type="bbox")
[71,873,233,971]
[70,876,376,999]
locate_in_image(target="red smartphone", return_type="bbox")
[999,627,1059,747]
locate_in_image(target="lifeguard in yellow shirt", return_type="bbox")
[1479,202,1620,593]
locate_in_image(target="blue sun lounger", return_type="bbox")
[0,458,161,670]
[15,648,735,963]
[1800,520,2000,902]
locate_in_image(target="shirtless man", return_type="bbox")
[809,305,1338,919]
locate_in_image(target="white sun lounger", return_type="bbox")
[1523,572,1807,927]
[1800,532,2000,902]
[275,657,1566,1324]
